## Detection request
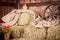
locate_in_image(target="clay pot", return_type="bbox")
[4,33,10,40]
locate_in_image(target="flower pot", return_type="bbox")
[4,33,10,40]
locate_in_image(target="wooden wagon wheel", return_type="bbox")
[43,5,59,21]
[43,5,59,39]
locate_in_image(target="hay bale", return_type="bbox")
[47,24,60,40]
[11,24,60,40]
[23,25,46,40]
[1,23,59,40]
[11,25,24,38]
[11,38,29,40]
[11,24,46,40]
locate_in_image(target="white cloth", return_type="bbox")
[1,9,35,26]
[1,10,16,23]
[31,17,59,28]
[1,9,59,27]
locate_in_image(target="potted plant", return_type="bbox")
[2,25,11,40]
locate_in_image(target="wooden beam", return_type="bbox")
[0,0,17,4]
[20,1,60,6]
[15,0,19,9]
[0,2,16,7]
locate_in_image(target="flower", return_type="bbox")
[3,25,10,30]
[3,25,11,34]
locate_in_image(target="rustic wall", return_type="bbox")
[19,0,59,3]
[19,0,59,18]
[0,6,3,23]
[0,0,18,23]
[0,6,16,23]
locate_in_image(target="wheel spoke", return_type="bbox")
[48,7,53,12]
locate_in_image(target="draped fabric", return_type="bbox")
[1,9,35,26]
[1,9,59,28]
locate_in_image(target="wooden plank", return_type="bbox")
[0,2,16,7]
[0,6,3,23]
[20,0,59,3]
[20,1,60,6]
[0,0,17,4]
